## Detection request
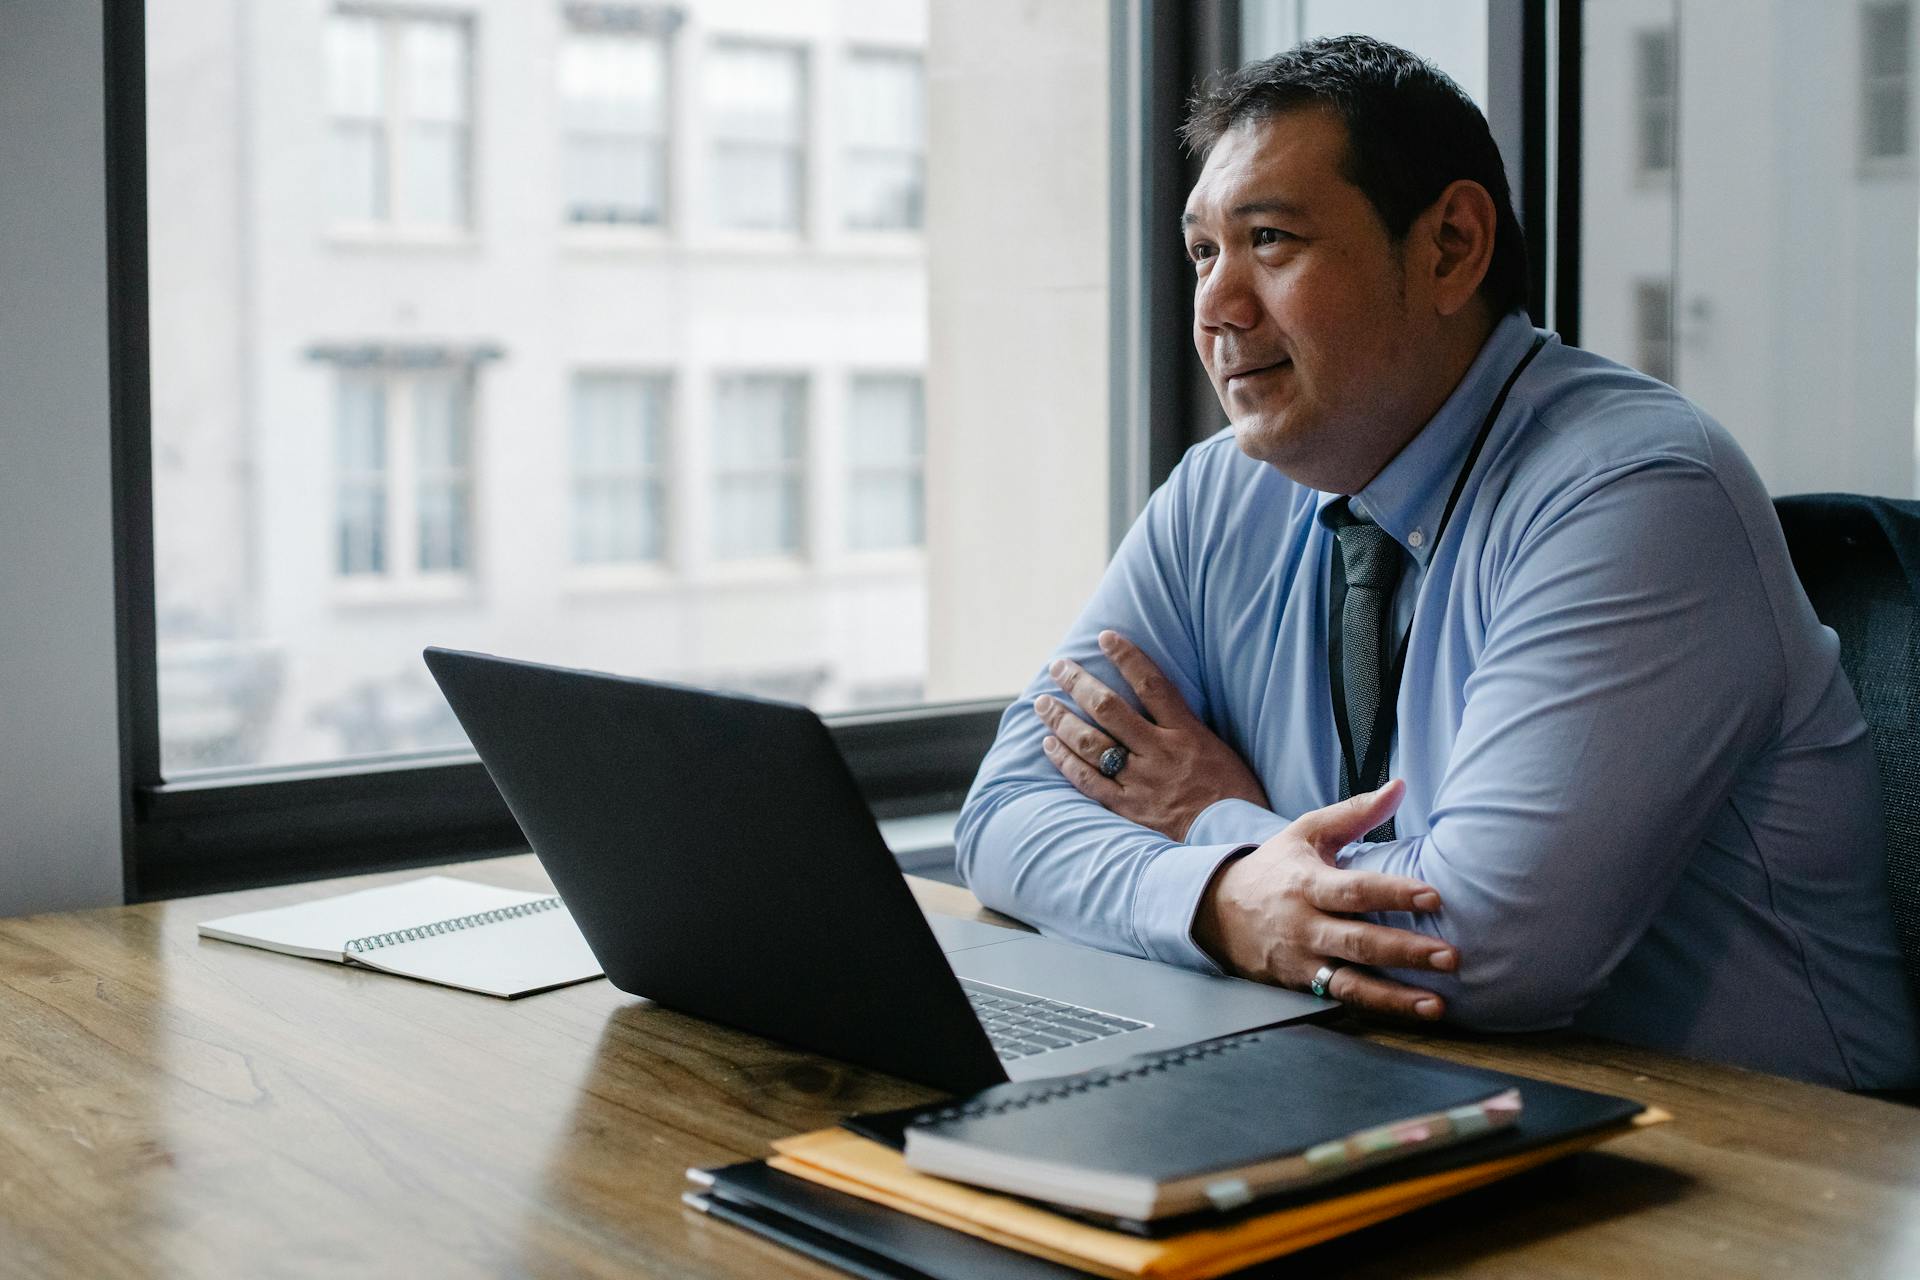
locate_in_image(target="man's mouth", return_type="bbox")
[1225,359,1291,387]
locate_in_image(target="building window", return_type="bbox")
[843,51,925,231]
[558,21,670,225]
[712,374,805,559]
[847,375,925,550]
[1633,28,1676,178]
[1864,2,1912,160]
[705,41,807,232]
[1634,279,1674,386]
[326,10,472,229]
[571,373,670,564]
[333,367,474,578]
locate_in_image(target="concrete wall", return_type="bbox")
[0,0,129,913]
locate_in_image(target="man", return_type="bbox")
[955,35,1920,1090]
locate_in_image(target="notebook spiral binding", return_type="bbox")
[344,896,564,955]
[910,1030,1268,1127]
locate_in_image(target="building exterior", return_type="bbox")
[1579,0,1920,499]
[151,0,939,769]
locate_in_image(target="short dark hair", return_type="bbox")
[1182,35,1528,316]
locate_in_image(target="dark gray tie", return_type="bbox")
[1331,503,1404,842]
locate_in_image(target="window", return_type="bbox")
[1633,280,1674,385]
[571,373,670,564]
[1864,2,1912,160]
[326,10,473,230]
[559,19,671,225]
[132,0,1150,886]
[712,374,806,559]
[1634,28,1676,178]
[705,41,806,231]
[333,367,474,580]
[846,375,925,550]
[843,51,925,231]
[1583,2,1920,495]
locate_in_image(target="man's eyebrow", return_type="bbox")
[1179,198,1309,232]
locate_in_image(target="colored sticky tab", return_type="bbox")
[1204,1177,1255,1210]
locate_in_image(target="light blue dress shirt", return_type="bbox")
[957,311,1920,1090]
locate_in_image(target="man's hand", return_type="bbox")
[1037,630,1269,841]
[1194,780,1454,1021]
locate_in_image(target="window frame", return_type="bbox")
[568,369,674,568]
[840,46,927,233]
[325,5,476,234]
[328,362,479,588]
[109,0,1555,902]
[1630,25,1676,182]
[1861,0,1914,166]
[703,37,810,235]
[844,371,927,554]
[557,18,674,226]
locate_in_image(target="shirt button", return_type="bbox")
[1408,529,1425,549]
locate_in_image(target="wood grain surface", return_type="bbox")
[1,856,1916,1278]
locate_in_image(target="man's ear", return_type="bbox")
[1417,179,1498,318]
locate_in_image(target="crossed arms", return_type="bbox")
[955,444,1786,1028]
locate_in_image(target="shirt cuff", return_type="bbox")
[1185,797,1291,848]
[1132,841,1256,975]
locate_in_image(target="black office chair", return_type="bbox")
[1774,495,1920,1033]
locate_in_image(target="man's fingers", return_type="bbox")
[1309,917,1457,972]
[1096,631,1198,727]
[1295,779,1406,854]
[1042,735,1121,802]
[1326,966,1446,1021]
[1308,867,1443,915]
[1049,658,1153,746]
[1034,696,1118,764]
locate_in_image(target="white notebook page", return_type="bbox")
[199,876,558,961]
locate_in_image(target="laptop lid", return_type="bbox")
[423,647,1009,1094]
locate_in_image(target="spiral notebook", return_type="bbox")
[197,875,604,998]
[882,1027,1523,1222]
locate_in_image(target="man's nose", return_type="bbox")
[1194,251,1259,333]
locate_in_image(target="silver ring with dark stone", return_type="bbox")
[1098,745,1129,779]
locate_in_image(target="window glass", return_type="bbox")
[146,0,1111,772]
[325,11,470,229]
[572,374,669,564]
[847,374,925,550]
[1241,1,1490,104]
[706,41,805,231]
[560,28,670,224]
[335,374,388,576]
[1581,2,1920,496]
[1864,2,1913,160]
[844,51,925,230]
[327,14,387,221]
[712,374,805,558]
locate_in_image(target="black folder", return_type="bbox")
[691,1160,1091,1280]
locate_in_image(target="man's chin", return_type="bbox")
[1230,415,1299,466]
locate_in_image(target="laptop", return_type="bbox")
[424,648,1335,1093]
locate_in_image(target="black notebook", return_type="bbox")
[847,1025,1641,1232]
[687,1162,1089,1280]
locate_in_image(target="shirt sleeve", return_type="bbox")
[1335,456,1785,1030]
[954,448,1259,975]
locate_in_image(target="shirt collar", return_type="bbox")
[1314,310,1543,567]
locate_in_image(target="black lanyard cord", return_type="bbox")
[1328,332,1550,796]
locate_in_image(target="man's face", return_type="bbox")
[1183,109,1435,490]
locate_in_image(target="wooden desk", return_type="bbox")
[4,856,1919,1278]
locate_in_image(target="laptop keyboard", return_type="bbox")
[961,978,1151,1060]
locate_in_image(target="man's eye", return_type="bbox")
[1252,227,1294,247]
[1186,242,1216,264]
